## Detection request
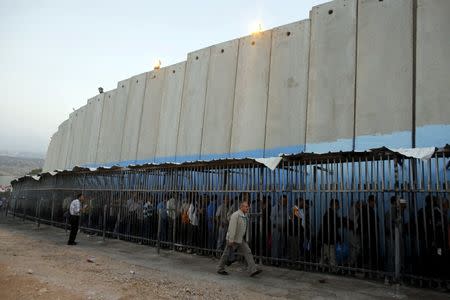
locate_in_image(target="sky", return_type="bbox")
[0,0,327,156]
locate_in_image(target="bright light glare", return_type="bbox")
[249,21,263,35]
[153,59,161,70]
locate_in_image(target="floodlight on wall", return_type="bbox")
[98,87,104,94]
[250,21,263,35]
[154,60,161,70]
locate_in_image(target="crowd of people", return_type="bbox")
[75,191,449,279]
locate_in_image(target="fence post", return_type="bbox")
[4,199,8,217]
[103,204,107,242]
[36,197,41,228]
[170,208,176,251]
[50,194,55,225]
[22,197,27,221]
[157,208,161,254]
[13,196,17,218]
[393,157,400,282]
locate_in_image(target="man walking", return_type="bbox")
[67,193,85,245]
[217,199,262,277]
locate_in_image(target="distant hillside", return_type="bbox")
[0,155,44,177]
[0,150,45,159]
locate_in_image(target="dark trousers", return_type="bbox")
[68,215,80,244]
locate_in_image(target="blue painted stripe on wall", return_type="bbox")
[416,124,450,148]
[355,130,412,151]
[199,153,230,161]
[305,138,353,154]
[264,145,306,157]
[80,130,448,170]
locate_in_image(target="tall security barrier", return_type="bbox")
[8,148,450,289]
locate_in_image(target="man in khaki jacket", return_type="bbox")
[217,199,262,277]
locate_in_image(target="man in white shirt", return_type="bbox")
[68,193,85,245]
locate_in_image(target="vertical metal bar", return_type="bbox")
[36,197,41,228]
[157,206,161,254]
[50,193,55,225]
[259,166,264,264]
[103,204,107,241]
[394,156,400,282]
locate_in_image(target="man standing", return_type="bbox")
[67,193,84,245]
[320,199,341,269]
[217,200,262,277]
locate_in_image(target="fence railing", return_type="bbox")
[7,149,450,288]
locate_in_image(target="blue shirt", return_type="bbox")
[207,202,216,229]
[157,201,167,220]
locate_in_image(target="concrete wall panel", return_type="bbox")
[355,0,413,150]
[96,90,117,165]
[120,72,147,163]
[201,39,239,160]
[265,20,310,157]
[64,111,76,169]
[155,62,186,163]
[230,31,272,158]
[63,117,73,169]
[84,94,105,165]
[56,119,70,169]
[306,0,357,152]
[52,129,63,170]
[68,106,87,168]
[66,109,78,168]
[137,69,166,163]
[416,0,450,147]
[75,106,88,167]
[79,96,96,165]
[49,131,60,171]
[109,79,131,165]
[176,48,211,162]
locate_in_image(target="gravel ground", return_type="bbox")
[0,214,447,300]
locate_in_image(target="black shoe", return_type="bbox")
[250,269,262,277]
[217,270,229,275]
[67,241,77,245]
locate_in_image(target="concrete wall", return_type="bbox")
[79,97,96,165]
[176,48,211,162]
[201,39,239,160]
[85,94,105,165]
[67,106,87,167]
[96,89,117,165]
[155,62,186,163]
[120,72,147,164]
[50,125,62,171]
[265,20,310,157]
[306,0,357,153]
[45,0,450,170]
[64,111,76,169]
[137,69,166,163]
[230,31,272,158]
[109,79,130,164]
[416,0,450,147]
[56,119,70,170]
[355,0,413,150]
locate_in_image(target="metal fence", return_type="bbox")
[7,148,450,288]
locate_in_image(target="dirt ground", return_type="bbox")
[0,214,447,300]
